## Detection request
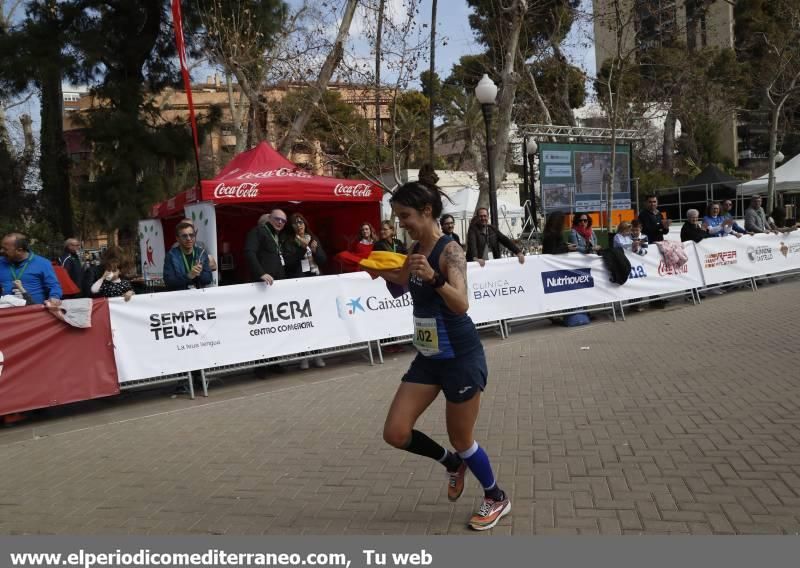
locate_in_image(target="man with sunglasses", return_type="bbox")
[244,209,299,286]
[163,222,213,291]
[637,194,671,243]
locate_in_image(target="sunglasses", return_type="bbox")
[578,218,589,223]
[293,220,305,225]
[178,233,196,240]
[272,218,287,224]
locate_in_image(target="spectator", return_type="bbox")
[439,214,461,246]
[163,222,213,291]
[59,238,86,297]
[630,220,649,254]
[90,246,135,301]
[638,194,671,242]
[568,213,598,253]
[703,202,742,238]
[284,213,327,370]
[744,195,778,234]
[466,207,525,265]
[333,221,377,273]
[172,217,218,274]
[720,200,748,234]
[285,213,327,278]
[681,209,710,243]
[244,210,298,285]
[541,212,575,254]
[613,221,646,255]
[0,232,62,305]
[374,220,408,254]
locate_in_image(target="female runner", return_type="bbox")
[370,180,510,531]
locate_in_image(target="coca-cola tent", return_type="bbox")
[149,142,381,281]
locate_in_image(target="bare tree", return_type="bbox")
[277,0,359,156]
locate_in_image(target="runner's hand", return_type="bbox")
[408,253,434,281]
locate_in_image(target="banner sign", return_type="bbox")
[184,202,218,286]
[138,219,166,282]
[694,232,800,285]
[0,300,119,415]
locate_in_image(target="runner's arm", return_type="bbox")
[437,241,469,315]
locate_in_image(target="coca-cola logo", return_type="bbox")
[213,182,260,199]
[333,183,373,198]
[236,168,312,180]
[658,260,688,276]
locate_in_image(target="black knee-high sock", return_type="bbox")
[403,429,461,470]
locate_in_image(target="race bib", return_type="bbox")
[413,317,440,356]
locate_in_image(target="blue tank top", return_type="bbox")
[409,235,481,359]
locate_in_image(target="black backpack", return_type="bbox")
[601,248,631,285]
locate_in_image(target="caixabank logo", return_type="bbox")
[541,268,594,294]
[336,294,412,319]
[704,250,737,269]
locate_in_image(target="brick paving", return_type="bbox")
[1,278,800,535]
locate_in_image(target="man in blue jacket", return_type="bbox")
[163,222,213,291]
[0,233,63,304]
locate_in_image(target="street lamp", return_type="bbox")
[475,74,499,227]
[522,136,539,230]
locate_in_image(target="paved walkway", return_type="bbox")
[1,279,800,535]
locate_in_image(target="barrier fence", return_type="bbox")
[2,232,799,416]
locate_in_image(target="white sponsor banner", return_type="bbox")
[467,258,533,323]
[542,150,571,163]
[110,276,356,383]
[334,273,413,341]
[695,232,800,285]
[138,220,166,281]
[545,165,573,177]
[609,245,705,301]
[184,202,219,286]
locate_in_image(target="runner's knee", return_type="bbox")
[383,422,412,449]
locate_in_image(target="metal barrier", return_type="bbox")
[503,302,617,336]
[119,371,195,398]
[199,341,375,396]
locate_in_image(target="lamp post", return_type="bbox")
[522,136,538,230]
[475,74,499,227]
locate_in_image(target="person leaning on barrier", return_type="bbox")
[541,212,575,254]
[613,221,646,255]
[703,202,743,239]
[638,194,671,243]
[0,232,62,306]
[568,213,599,253]
[720,200,749,235]
[163,222,213,291]
[744,196,779,234]
[466,207,524,266]
[681,209,710,243]
[244,210,299,286]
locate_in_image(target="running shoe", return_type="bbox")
[447,461,467,501]
[469,495,511,531]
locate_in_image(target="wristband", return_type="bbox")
[428,271,446,289]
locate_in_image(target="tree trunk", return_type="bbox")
[375,0,385,168]
[483,0,527,217]
[277,0,359,156]
[767,102,780,213]
[39,65,74,237]
[662,108,675,173]
[523,56,552,125]
[428,0,437,161]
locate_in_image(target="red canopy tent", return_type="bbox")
[149,142,382,281]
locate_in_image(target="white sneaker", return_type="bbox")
[313,357,326,368]
[299,359,310,370]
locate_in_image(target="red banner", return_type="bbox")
[171,0,202,185]
[0,299,119,416]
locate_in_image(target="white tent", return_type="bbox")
[739,153,800,196]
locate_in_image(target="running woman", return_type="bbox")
[369,180,510,531]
